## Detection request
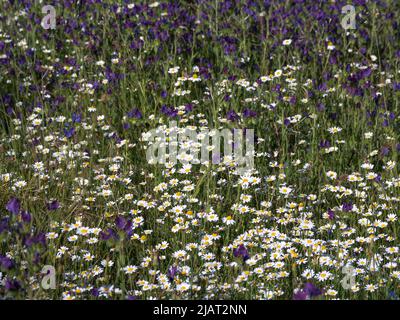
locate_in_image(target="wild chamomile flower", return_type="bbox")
[123,265,138,274]
[328,127,342,134]
[279,186,293,195]
[282,39,292,46]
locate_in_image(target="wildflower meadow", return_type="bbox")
[0,0,400,301]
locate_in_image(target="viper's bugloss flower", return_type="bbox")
[23,233,47,247]
[342,202,353,212]
[47,200,60,211]
[0,255,14,270]
[72,112,81,123]
[167,266,178,282]
[293,290,308,300]
[20,211,31,223]
[91,288,100,297]
[127,108,142,119]
[6,197,20,215]
[304,282,323,297]
[319,140,330,149]
[5,278,21,291]
[242,108,257,118]
[64,126,75,139]
[233,244,249,261]
[381,146,390,156]
[100,228,118,241]
[226,110,239,122]
[0,218,9,234]
[293,282,323,300]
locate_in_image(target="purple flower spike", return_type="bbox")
[167,266,178,282]
[242,108,257,118]
[47,200,60,211]
[0,255,14,270]
[342,202,353,212]
[381,146,390,157]
[72,113,81,123]
[319,140,330,149]
[100,228,118,241]
[294,282,323,300]
[91,288,99,297]
[115,216,128,230]
[21,211,31,223]
[0,218,9,234]
[233,244,249,261]
[127,108,142,119]
[5,278,21,291]
[6,197,20,215]
[304,282,323,297]
[227,110,240,122]
[293,290,308,300]
[64,126,75,139]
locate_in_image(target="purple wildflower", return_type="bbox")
[47,200,60,210]
[293,282,323,300]
[304,282,323,297]
[342,202,353,212]
[381,146,390,156]
[64,126,75,139]
[0,255,14,270]
[167,266,178,282]
[72,112,81,123]
[242,108,257,118]
[233,244,249,261]
[6,197,20,215]
[20,211,31,223]
[127,108,142,119]
[100,228,118,241]
[5,278,21,291]
[226,110,240,122]
[293,290,308,300]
